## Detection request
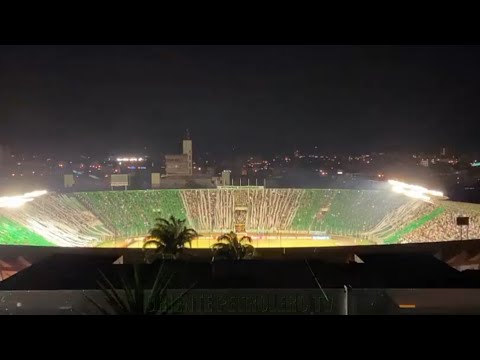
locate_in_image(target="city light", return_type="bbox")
[0,190,48,209]
[116,157,145,162]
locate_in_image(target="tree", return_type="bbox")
[212,231,255,261]
[84,262,196,315]
[143,216,199,261]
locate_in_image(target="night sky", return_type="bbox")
[1,45,480,157]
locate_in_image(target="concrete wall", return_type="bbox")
[3,288,480,315]
[0,289,346,315]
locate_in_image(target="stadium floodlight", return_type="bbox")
[0,190,48,209]
[388,180,444,201]
[0,197,34,208]
[23,190,48,198]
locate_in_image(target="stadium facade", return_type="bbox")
[0,188,479,248]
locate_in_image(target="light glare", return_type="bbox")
[0,190,48,209]
[388,180,444,201]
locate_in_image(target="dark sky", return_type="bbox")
[1,45,480,156]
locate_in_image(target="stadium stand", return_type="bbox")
[291,190,412,238]
[73,190,187,238]
[245,188,303,231]
[319,190,410,235]
[0,216,52,246]
[399,201,480,243]
[2,194,112,247]
[0,188,479,248]
[181,189,234,231]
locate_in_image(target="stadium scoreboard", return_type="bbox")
[111,174,129,189]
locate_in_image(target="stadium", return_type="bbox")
[1,184,480,249]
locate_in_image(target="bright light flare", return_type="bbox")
[0,190,48,209]
[388,180,444,201]
[23,190,48,198]
[116,157,145,162]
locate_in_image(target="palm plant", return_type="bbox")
[212,231,255,261]
[143,216,199,261]
[84,262,195,315]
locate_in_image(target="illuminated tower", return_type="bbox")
[183,129,193,176]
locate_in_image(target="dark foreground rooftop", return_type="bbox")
[1,252,480,291]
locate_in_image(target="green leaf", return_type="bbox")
[119,271,135,312]
[98,270,129,313]
[133,265,144,314]
[146,261,166,312]
[158,282,197,315]
[83,293,111,315]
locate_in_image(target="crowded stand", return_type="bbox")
[74,190,187,237]
[0,188,479,248]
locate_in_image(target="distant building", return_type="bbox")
[420,159,429,167]
[165,154,190,176]
[165,131,193,176]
